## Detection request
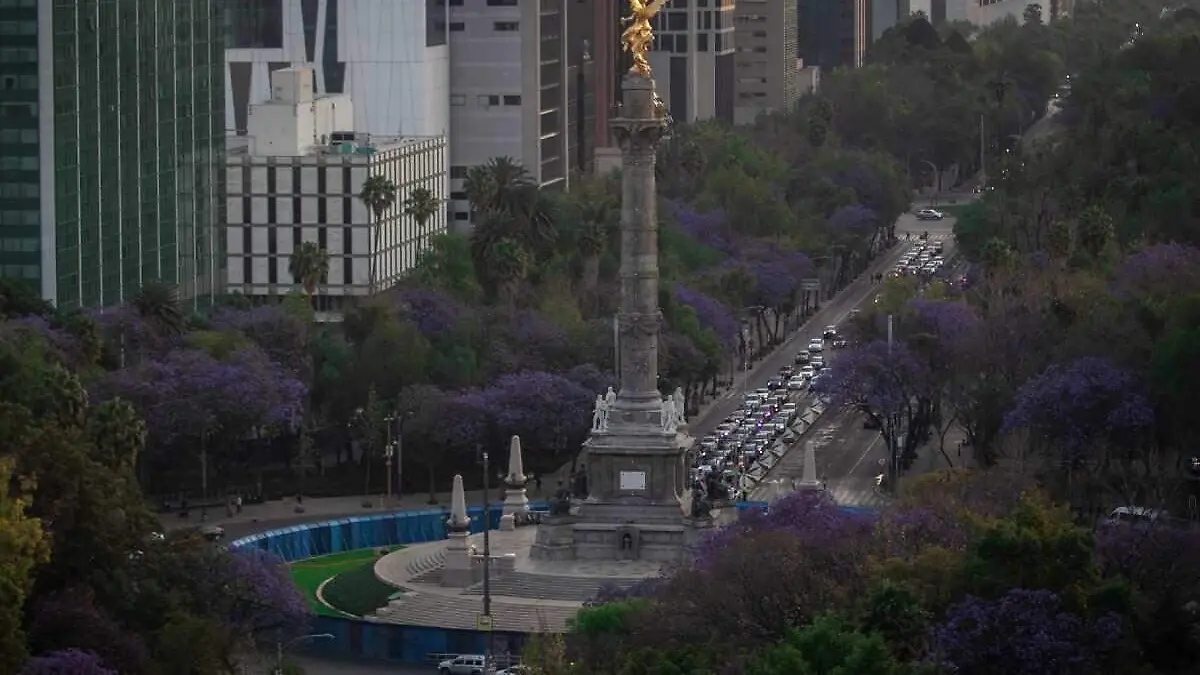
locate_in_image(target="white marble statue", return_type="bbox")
[592,394,609,432]
[605,386,617,408]
[673,387,687,425]
[662,396,679,433]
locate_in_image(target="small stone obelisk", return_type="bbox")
[797,441,821,491]
[500,435,530,531]
[441,474,473,587]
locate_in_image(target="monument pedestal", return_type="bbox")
[442,530,473,587]
[499,486,529,531]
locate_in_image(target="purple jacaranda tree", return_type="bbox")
[223,549,312,640]
[814,340,933,459]
[905,299,982,358]
[442,371,593,471]
[1001,357,1154,456]
[674,205,735,254]
[89,306,175,363]
[3,316,91,368]
[20,650,116,675]
[651,492,879,644]
[93,347,306,461]
[932,589,1124,675]
[209,305,310,375]
[674,284,740,350]
[482,309,573,376]
[562,363,616,395]
[397,286,467,339]
[827,203,878,240]
[1115,243,1200,302]
[27,588,151,675]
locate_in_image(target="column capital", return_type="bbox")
[611,117,671,155]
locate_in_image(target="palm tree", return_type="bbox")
[486,238,530,307]
[289,241,330,308]
[402,186,442,237]
[573,178,617,313]
[358,175,398,294]
[465,157,555,289]
[132,281,184,336]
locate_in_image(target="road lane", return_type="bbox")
[753,218,959,507]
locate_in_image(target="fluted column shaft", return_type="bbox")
[610,73,670,410]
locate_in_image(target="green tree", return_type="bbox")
[132,282,185,337]
[411,232,483,302]
[0,456,50,674]
[0,277,53,319]
[1076,205,1114,259]
[288,241,330,308]
[485,238,532,307]
[402,186,442,234]
[358,174,398,294]
[747,614,904,675]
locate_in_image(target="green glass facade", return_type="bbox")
[0,0,225,310]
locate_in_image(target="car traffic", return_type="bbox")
[692,321,849,493]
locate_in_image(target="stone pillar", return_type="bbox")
[609,72,671,421]
[441,474,473,587]
[500,435,529,531]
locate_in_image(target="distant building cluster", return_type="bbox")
[0,0,1056,311]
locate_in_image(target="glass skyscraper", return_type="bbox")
[0,0,225,310]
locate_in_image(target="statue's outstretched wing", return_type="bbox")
[647,0,670,14]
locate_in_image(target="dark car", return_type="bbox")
[766,377,784,390]
[832,338,848,348]
[795,350,811,365]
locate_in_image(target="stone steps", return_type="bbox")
[373,592,579,633]
[461,572,643,602]
[404,547,446,577]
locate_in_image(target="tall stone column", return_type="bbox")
[609,72,671,422]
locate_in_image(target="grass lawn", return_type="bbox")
[289,548,403,618]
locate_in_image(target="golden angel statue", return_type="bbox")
[622,0,670,78]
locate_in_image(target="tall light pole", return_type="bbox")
[478,445,494,672]
[275,633,334,674]
[886,315,899,495]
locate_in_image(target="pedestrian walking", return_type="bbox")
[534,474,543,495]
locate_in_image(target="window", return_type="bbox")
[450,94,466,106]
[667,12,687,31]
[478,94,500,107]
[454,212,470,221]
[494,21,519,31]
[450,166,468,179]
[487,0,517,4]
[503,95,521,106]
[698,34,708,51]
[449,21,465,31]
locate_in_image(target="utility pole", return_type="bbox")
[886,315,899,495]
[480,447,494,673]
[979,113,986,186]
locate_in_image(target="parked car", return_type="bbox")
[439,655,487,675]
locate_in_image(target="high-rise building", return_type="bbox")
[645,0,737,124]
[225,67,447,314]
[872,1,934,40]
[589,0,625,156]
[798,0,869,70]
[446,0,570,225]
[223,0,450,140]
[0,0,225,309]
[734,0,801,125]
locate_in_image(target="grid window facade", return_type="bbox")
[225,137,448,311]
[2,0,226,310]
[0,1,40,290]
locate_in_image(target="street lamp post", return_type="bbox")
[478,446,495,673]
[885,315,900,495]
[275,633,334,674]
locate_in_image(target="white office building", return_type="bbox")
[223,0,450,140]
[226,68,447,313]
[446,0,570,226]
[647,0,737,125]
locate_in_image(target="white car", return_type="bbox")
[808,339,824,353]
[439,655,487,675]
[916,208,944,220]
[799,365,816,380]
[787,376,807,391]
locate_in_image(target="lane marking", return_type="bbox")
[847,432,884,477]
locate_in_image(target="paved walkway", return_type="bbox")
[369,528,664,632]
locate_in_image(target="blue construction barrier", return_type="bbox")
[229,502,547,561]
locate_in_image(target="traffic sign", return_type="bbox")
[476,614,493,631]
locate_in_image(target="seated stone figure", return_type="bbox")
[690,484,712,518]
[549,482,572,516]
[705,472,730,501]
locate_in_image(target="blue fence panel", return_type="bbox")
[230,502,548,561]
